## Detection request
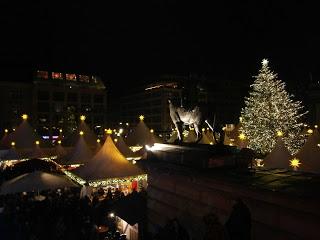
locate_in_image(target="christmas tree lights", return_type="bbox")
[240,59,307,155]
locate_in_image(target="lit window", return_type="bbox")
[79,75,90,83]
[66,73,77,81]
[52,72,63,79]
[37,71,49,79]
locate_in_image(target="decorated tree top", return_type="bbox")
[240,59,307,155]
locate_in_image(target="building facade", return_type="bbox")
[0,70,107,139]
[119,81,182,133]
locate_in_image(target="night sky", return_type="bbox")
[0,1,319,95]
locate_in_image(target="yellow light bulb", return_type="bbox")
[276,131,283,137]
[4,129,8,133]
[79,131,84,136]
[290,158,301,169]
[80,115,86,121]
[35,141,40,145]
[22,114,28,120]
[238,133,246,140]
[307,129,313,134]
[114,138,118,142]
[11,141,15,147]
[315,125,318,129]
[59,129,63,133]
[150,129,154,133]
[97,139,100,143]
[58,140,62,144]
[139,115,144,121]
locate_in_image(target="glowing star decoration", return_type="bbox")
[11,141,15,147]
[114,138,118,143]
[21,114,28,120]
[262,58,269,66]
[239,116,243,123]
[58,140,62,144]
[97,139,101,143]
[150,129,154,133]
[238,133,246,140]
[35,141,40,145]
[315,125,318,129]
[4,129,8,133]
[290,158,301,171]
[139,115,145,121]
[80,115,86,121]
[210,142,214,145]
[119,128,124,134]
[307,129,313,134]
[106,129,113,134]
[202,128,205,132]
[59,129,63,133]
[126,122,129,126]
[79,131,84,136]
[276,131,283,137]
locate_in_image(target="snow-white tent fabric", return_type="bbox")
[295,130,320,173]
[264,138,292,169]
[0,171,78,195]
[126,120,155,146]
[62,136,93,165]
[115,135,140,159]
[74,136,144,181]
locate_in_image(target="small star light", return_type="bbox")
[114,138,118,143]
[80,115,86,121]
[238,133,246,140]
[276,131,283,137]
[59,129,63,133]
[315,125,318,129]
[106,129,113,134]
[58,140,62,144]
[79,131,84,136]
[21,114,28,120]
[97,139,100,143]
[150,129,154,133]
[307,129,313,134]
[139,115,145,121]
[35,141,40,145]
[290,158,301,170]
[262,59,269,66]
[11,141,15,147]
[4,129,8,133]
[202,128,205,132]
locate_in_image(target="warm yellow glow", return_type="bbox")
[210,142,214,145]
[80,115,86,121]
[132,160,137,164]
[12,128,15,131]
[58,140,62,144]
[276,131,283,137]
[290,158,301,169]
[202,128,205,132]
[106,128,113,134]
[97,139,100,143]
[22,114,28,120]
[11,141,15,147]
[4,129,8,133]
[139,115,144,121]
[35,141,40,145]
[150,129,154,133]
[307,129,313,134]
[315,125,318,129]
[119,128,124,134]
[59,129,63,133]
[239,116,243,123]
[114,138,118,143]
[79,131,84,136]
[126,122,129,126]
[238,133,246,140]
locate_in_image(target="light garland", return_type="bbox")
[88,174,148,188]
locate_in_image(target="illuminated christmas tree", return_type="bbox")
[240,59,307,155]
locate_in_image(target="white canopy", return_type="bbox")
[264,138,292,169]
[0,171,78,195]
[74,136,144,181]
[295,130,320,173]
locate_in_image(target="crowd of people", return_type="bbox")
[0,186,146,240]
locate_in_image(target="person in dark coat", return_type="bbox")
[225,198,251,240]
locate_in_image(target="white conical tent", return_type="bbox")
[4,120,41,149]
[126,120,155,146]
[167,130,178,143]
[0,171,78,195]
[184,130,197,143]
[199,132,211,144]
[74,136,144,181]
[295,130,320,173]
[115,135,140,159]
[63,136,93,165]
[264,138,292,169]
